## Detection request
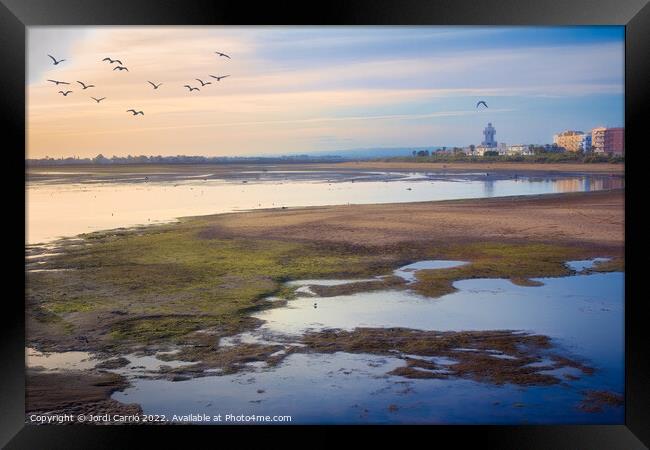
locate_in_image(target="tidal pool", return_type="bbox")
[26,348,193,377]
[113,351,621,425]
[26,348,96,371]
[566,257,612,272]
[113,268,624,424]
[393,260,468,282]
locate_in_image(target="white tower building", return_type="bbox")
[482,123,497,147]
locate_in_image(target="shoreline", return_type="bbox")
[25,189,625,418]
[192,189,624,249]
[27,264,624,420]
[313,160,624,174]
[26,161,624,181]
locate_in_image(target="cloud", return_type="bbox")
[36,108,516,138]
[27,27,624,157]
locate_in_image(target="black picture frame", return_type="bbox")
[3,0,648,447]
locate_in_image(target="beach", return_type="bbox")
[205,189,623,248]
[25,174,624,422]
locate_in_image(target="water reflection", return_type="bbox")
[483,179,495,197]
[113,271,624,425]
[26,171,624,245]
[554,176,624,192]
[26,347,96,371]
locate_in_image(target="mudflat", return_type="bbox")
[205,189,624,249]
[27,190,623,352]
[26,161,624,183]
[25,189,624,416]
[26,369,142,417]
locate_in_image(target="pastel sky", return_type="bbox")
[27,26,624,158]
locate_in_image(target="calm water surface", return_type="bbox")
[25,168,625,424]
[26,170,623,244]
[110,259,624,424]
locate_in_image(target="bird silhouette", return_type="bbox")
[184,85,200,92]
[126,109,144,115]
[76,81,95,89]
[113,66,129,71]
[58,91,72,96]
[215,51,231,59]
[102,57,123,65]
[48,54,65,65]
[209,74,230,81]
[91,97,106,103]
[47,79,70,85]
[147,81,162,89]
[476,101,488,109]
[195,78,211,86]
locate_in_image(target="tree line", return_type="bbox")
[27,154,345,166]
[388,151,624,164]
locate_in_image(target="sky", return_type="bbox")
[27,26,624,158]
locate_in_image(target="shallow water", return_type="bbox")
[287,279,377,287]
[26,348,193,376]
[288,278,377,296]
[25,166,625,424]
[26,171,623,244]
[113,268,624,424]
[254,273,624,366]
[393,260,468,282]
[113,350,622,424]
[566,257,611,272]
[109,352,195,377]
[27,348,96,371]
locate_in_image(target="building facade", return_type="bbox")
[592,127,624,155]
[475,145,492,156]
[507,144,533,156]
[553,130,585,152]
[579,134,592,152]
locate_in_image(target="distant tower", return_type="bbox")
[482,122,497,147]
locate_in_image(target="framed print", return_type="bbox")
[2,0,648,448]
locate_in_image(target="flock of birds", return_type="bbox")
[46,50,489,117]
[45,51,232,116]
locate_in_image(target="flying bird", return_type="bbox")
[195,78,211,86]
[91,97,106,103]
[147,81,162,89]
[209,74,230,81]
[126,109,144,115]
[47,79,70,85]
[184,85,200,92]
[476,101,488,109]
[47,54,65,65]
[102,57,123,65]
[76,81,95,89]
[113,66,129,71]
[58,91,72,96]
[215,51,231,59]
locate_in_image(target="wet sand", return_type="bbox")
[200,189,624,250]
[25,189,624,420]
[26,369,142,418]
[27,161,624,185]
